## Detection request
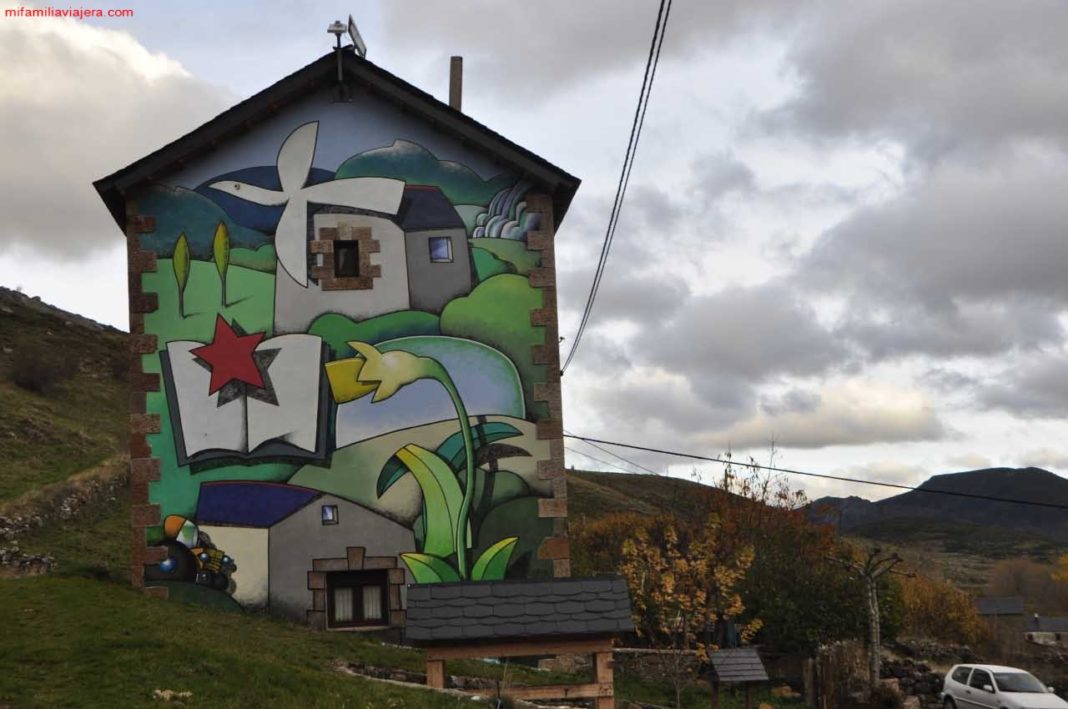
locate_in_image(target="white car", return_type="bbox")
[942,664,1067,709]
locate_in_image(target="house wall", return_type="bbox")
[405,227,472,313]
[200,525,269,608]
[274,213,409,334]
[122,79,570,624]
[267,495,414,621]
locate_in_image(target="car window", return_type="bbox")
[969,669,992,689]
[951,667,972,684]
[993,672,1045,693]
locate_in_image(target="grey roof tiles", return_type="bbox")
[709,647,769,683]
[975,596,1025,616]
[405,576,634,644]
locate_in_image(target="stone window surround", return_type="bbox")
[309,223,381,291]
[306,546,405,630]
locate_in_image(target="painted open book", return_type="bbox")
[160,333,330,466]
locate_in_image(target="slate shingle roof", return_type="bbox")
[709,647,768,683]
[976,596,1025,616]
[404,576,634,644]
[1030,616,1068,632]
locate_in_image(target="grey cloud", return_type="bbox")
[772,1,1068,161]
[643,283,846,381]
[980,352,1068,417]
[379,0,804,100]
[760,388,821,416]
[806,156,1068,306]
[689,155,755,203]
[718,384,945,449]
[587,374,756,435]
[0,22,233,257]
[838,299,1064,361]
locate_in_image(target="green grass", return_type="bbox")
[7,499,575,707]
[0,293,127,503]
[616,675,804,709]
[17,488,131,581]
[0,575,490,709]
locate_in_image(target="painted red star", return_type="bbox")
[190,316,266,394]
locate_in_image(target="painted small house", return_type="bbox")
[95,41,578,631]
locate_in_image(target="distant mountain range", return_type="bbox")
[810,467,1068,544]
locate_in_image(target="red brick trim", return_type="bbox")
[524,194,569,579]
[125,199,167,598]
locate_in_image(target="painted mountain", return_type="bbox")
[810,467,1068,544]
[334,139,513,207]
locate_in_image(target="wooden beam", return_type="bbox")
[425,637,613,661]
[505,683,612,701]
[426,660,445,690]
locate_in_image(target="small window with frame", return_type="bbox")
[321,505,338,525]
[428,236,453,263]
[326,570,389,629]
[334,240,359,277]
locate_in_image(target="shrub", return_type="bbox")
[868,683,904,709]
[9,342,72,394]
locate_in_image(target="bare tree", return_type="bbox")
[830,548,912,690]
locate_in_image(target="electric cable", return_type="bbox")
[563,433,1068,512]
[560,0,673,375]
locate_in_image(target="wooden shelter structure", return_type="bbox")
[406,576,634,708]
[709,647,769,709]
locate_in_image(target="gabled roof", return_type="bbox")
[94,48,579,233]
[709,647,769,684]
[404,576,634,644]
[195,481,319,527]
[976,596,1025,616]
[395,185,465,231]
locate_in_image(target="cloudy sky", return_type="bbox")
[3,0,1068,500]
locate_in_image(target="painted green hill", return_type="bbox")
[335,140,514,207]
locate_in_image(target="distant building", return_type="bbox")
[976,596,1027,651]
[1026,614,1068,647]
[975,596,1025,617]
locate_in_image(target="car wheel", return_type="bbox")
[943,699,956,709]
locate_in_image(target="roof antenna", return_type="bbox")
[327,19,350,102]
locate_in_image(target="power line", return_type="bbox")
[565,428,661,476]
[564,445,637,475]
[563,433,1068,512]
[560,0,673,375]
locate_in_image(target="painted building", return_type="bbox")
[95,45,578,630]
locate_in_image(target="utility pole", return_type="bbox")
[830,548,913,691]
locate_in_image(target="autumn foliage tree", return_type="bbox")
[619,517,761,707]
[898,573,987,645]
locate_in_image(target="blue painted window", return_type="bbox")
[321,504,338,525]
[428,236,453,263]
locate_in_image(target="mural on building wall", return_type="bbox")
[135,112,554,617]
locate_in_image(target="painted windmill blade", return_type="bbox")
[208,121,405,287]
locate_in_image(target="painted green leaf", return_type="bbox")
[377,422,524,497]
[173,233,190,288]
[401,553,462,584]
[394,444,464,558]
[213,221,230,278]
[470,537,518,581]
[440,422,524,473]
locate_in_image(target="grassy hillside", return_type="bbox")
[568,469,727,521]
[0,288,127,502]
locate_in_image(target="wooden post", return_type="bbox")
[426,659,445,689]
[594,651,614,709]
[745,683,753,709]
[710,680,721,709]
